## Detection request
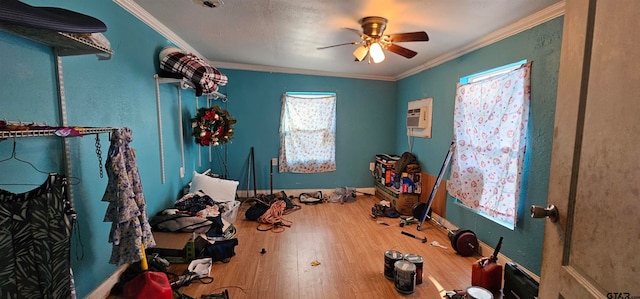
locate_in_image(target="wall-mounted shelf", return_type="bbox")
[157,76,227,101]
[0,24,113,59]
[0,127,115,139]
[153,74,228,183]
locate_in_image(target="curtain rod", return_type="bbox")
[285,91,336,96]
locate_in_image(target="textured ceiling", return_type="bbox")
[123,0,563,80]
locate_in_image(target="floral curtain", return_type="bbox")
[279,93,336,173]
[448,62,531,228]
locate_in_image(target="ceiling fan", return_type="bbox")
[317,16,429,63]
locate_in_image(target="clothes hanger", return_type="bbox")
[0,138,52,186]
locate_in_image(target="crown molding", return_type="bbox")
[114,0,563,82]
[209,61,396,81]
[112,0,204,58]
[113,0,394,81]
[395,1,565,80]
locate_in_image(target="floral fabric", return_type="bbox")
[279,94,336,173]
[448,62,531,228]
[102,128,155,265]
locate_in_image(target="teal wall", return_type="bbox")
[218,69,396,193]
[0,0,562,296]
[396,17,564,275]
[0,1,191,297]
[0,1,396,297]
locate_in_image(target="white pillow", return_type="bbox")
[189,171,239,202]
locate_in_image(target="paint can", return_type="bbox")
[465,286,494,299]
[394,260,416,294]
[403,253,424,285]
[384,250,403,280]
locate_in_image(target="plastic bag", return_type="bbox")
[329,187,356,203]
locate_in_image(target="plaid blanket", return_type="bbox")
[160,52,228,96]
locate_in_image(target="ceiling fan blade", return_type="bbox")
[387,31,429,43]
[317,41,361,50]
[343,27,363,36]
[384,43,418,59]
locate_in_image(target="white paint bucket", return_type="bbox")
[394,260,416,294]
[465,286,494,299]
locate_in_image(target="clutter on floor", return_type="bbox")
[243,191,301,233]
[444,287,495,299]
[471,237,504,293]
[123,271,172,299]
[370,201,400,218]
[110,252,216,297]
[329,187,357,203]
[187,258,212,278]
[201,289,230,299]
[399,216,418,227]
[383,249,425,295]
[107,170,242,298]
[373,153,423,215]
[401,230,427,243]
[298,191,324,204]
[503,262,539,298]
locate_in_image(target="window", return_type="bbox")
[448,61,531,229]
[279,92,336,173]
[459,60,527,84]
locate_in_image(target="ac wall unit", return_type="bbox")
[407,107,428,129]
[407,98,433,138]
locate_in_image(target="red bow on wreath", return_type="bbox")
[191,106,236,146]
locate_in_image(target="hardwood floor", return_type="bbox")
[169,195,485,299]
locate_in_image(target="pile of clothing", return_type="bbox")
[150,190,235,235]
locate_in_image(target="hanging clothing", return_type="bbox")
[0,173,74,298]
[102,128,155,266]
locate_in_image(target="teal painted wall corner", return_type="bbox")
[396,16,564,275]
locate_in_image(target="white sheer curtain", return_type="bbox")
[279,93,336,173]
[448,62,531,228]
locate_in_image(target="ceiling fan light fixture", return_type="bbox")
[353,45,368,61]
[317,16,428,63]
[369,42,385,63]
[359,16,388,37]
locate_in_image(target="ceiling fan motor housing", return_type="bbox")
[359,16,388,37]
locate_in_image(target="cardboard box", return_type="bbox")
[146,231,195,263]
[394,193,420,215]
[401,172,422,194]
[374,182,421,215]
[375,154,400,186]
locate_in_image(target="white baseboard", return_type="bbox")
[236,187,376,199]
[84,265,128,299]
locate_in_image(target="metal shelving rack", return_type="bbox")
[0,127,115,139]
[154,75,229,183]
[1,24,114,205]
[0,24,113,58]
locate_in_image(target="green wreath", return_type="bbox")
[191,106,236,146]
